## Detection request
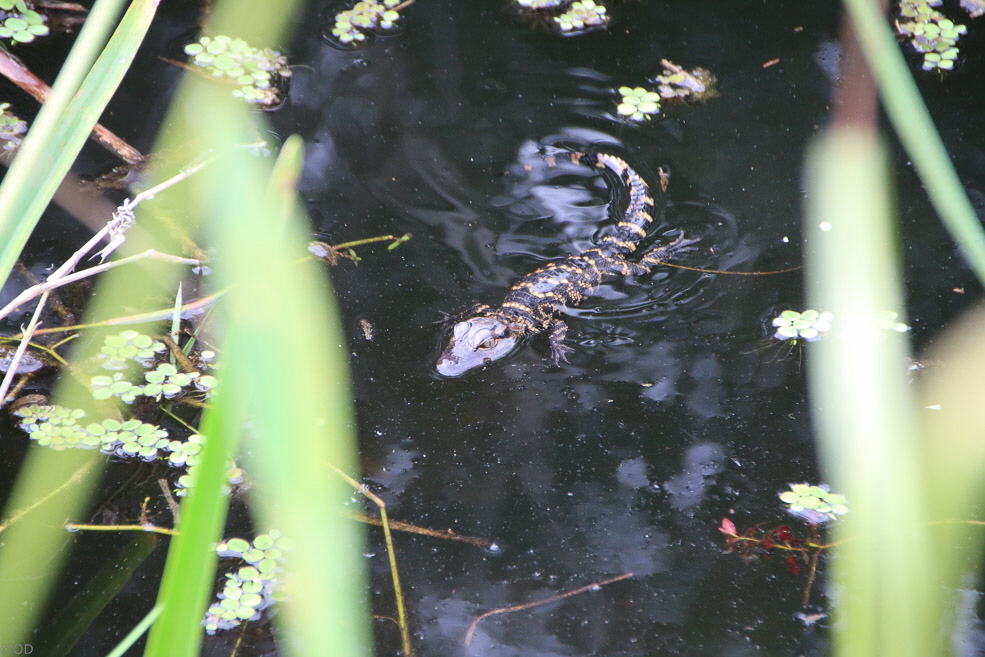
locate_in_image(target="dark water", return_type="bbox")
[275,1,985,656]
[8,0,985,655]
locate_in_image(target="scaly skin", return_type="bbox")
[437,152,696,377]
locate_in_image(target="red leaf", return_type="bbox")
[719,517,738,536]
[760,538,775,551]
[785,555,800,575]
[775,525,792,544]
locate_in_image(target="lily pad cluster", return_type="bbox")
[772,309,833,342]
[896,0,967,71]
[184,35,290,106]
[330,0,404,46]
[205,531,289,633]
[780,483,848,524]
[615,60,718,123]
[0,102,26,151]
[0,0,48,43]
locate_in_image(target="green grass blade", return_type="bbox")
[841,0,985,284]
[805,127,940,657]
[0,0,161,289]
[0,0,164,645]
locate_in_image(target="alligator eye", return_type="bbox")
[477,337,499,350]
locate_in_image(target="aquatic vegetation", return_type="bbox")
[771,309,833,342]
[614,61,718,123]
[183,35,290,106]
[330,0,405,46]
[0,0,49,43]
[15,404,169,459]
[616,86,662,122]
[14,329,224,492]
[780,483,849,524]
[554,0,608,33]
[98,329,167,370]
[205,531,288,633]
[895,0,968,71]
[0,102,26,151]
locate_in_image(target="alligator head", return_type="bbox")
[436,316,522,377]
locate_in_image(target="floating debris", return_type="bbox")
[961,0,985,18]
[654,59,717,101]
[184,35,290,106]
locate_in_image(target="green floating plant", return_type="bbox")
[772,309,833,342]
[331,0,403,46]
[99,329,166,370]
[614,61,717,123]
[616,86,662,122]
[780,483,848,524]
[554,0,608,33]
[15,404,169,459]
[0,102,27,151]
[184,35,290,106]
[205,531,290,633]
[0,0,49,43]
[896,0,967,71]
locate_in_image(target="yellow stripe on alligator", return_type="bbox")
[617,221,648,238]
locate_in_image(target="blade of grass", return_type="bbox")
[805,127,939,657]
[840,0,985,284]
[0,0,164,644]
[0,0,160,289]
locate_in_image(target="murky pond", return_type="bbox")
[7,0,985,655]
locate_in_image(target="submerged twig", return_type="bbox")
[0,48,143,164]
[347,511,497,549]
[464,572,634,645]
[331,465,413,657]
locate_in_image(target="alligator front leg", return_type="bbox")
[630,233,700,275]
[548,318,575,364]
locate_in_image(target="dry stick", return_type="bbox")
[0,250,201,325]
[331,465,414,657]
[0,47,143,164]
[26,291,225,336]
[0,162,209,324]
[0,289,50,404]
[464,572,634,645]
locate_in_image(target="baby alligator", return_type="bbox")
[436,151,696,377]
